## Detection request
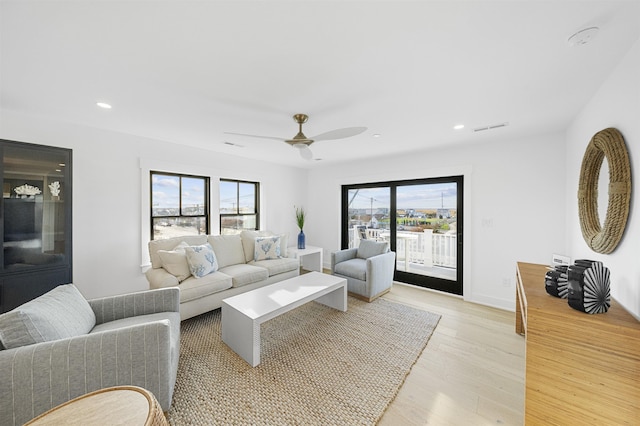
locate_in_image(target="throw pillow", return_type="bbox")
[158,241,190,282]
[254,236,281,261]
[240,230,272,262]
[0,284,96,350]
[356,239,389,259]
[184,243,218,278]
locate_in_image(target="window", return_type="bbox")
[342,175,463,295]
[151,172,209,240]
[219,179,259,235]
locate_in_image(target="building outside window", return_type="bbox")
[219,179,259,234]
[151,172,209,240]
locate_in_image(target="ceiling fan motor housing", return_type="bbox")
[286,113,314,146]
[293,114,309,124]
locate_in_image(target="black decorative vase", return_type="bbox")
[297,230,305,249]
[567,260,611,314]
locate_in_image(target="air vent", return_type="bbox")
[473,122,509,132]
[223,141,244,148]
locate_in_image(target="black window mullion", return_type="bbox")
[236,181,240,214]
[179,177,183,215]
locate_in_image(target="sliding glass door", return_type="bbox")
[342,176,463,295]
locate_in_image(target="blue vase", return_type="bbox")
[297,230,305,249]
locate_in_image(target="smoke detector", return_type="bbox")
[568,27,599,47]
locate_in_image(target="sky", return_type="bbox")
[349,182,457,210]
[153,174,456,211]
[152,174,205,209]
[219,180,255,212]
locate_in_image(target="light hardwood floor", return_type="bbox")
[378,282,525,426]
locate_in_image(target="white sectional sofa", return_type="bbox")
[145,231,299,320]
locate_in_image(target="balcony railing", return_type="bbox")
[350,226,457,269]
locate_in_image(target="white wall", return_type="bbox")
[0,111,308,299]
[5,37,635,313]
[566,37,640,318]
[307,131,567,311]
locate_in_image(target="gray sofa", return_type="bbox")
[146,231,300,320]
[0,284,180,426]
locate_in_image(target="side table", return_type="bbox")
[25,385,167,425]
[287,245,323,272]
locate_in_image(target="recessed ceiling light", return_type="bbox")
[453,124,465,130]
[96,102,112,109]
[373,134,381,138]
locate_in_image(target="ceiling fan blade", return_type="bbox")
[223,132,286,142]
[311,127,367,141]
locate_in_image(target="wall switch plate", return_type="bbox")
[552,254,571,267]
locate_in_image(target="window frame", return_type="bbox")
[150,171,210,240]
[219,178,260,234]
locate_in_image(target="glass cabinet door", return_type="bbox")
[1,140,72,312]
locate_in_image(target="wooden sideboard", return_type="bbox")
[516,262,640,425]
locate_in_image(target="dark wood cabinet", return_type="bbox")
[0,140,72,313]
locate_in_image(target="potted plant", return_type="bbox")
[295,206,306,249]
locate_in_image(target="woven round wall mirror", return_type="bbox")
[578,127,631,254]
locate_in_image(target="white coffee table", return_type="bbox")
[221,271,347,366]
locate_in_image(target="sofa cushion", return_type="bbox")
[334,258,367,281]
[158,241,191,282]
[250,257,299,276]
[254,236,281,261]
[184,243,219,278]
[0,284,96,350]
[148,235,208,269]
[178,272,233,303]
[356,239,389,259]
[208,234,246,268]
[218,264,269,287]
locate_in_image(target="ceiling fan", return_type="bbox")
[225,114,367,160]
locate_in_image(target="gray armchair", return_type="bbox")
[0,284,180,425]
[331,239,396,302]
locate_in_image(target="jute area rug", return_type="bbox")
[167,296,441,425]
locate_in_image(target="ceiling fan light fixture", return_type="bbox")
[295,143,313,160]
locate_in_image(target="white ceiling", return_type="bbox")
[2,1,639,168]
